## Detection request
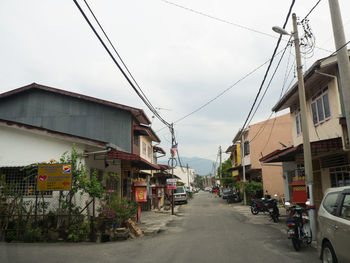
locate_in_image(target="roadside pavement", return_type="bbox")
[229,202,317,248]
[230,203,288,233]
[137,205,181,236]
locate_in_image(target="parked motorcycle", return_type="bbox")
[250,198,273,214]
[285,202,312,251]
[250,198,268,215]
[250,197,279,222]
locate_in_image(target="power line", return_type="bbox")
[161,0,331,53]
[249,112,274,144]
[330,40,350,57]
[260,116,277,154]
[301,0,322,23]
[155,48,285,134]
[161,0,278,40]
[247,37,292,127]
[82,0,161,123]
[173,49,285,125]
[73,0,171,128]
[237,0,296,140]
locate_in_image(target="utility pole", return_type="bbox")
[328,0,350,144]
[170,123,175,215]
[292,13,316,240]
[219,146,222,180]
[241,135,246,205]
[186,163,190,187]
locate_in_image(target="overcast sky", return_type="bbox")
[1,0,349,165]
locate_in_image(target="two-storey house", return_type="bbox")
[226,114,292,198]
[260,52,350,208]
[0,83,161,210]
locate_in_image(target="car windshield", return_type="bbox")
[175,187,185,194]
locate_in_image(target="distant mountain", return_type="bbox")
[159,157,214,176]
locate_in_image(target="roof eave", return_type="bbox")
[272,60,322,112]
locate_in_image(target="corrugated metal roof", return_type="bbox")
[0,83,151,125]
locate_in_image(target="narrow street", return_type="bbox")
[1,192,319,263]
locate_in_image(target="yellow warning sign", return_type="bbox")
[37,164,72,191]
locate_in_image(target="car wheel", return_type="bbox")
[322,241,337,263]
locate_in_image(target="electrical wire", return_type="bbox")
[260,115,277,154]
[279,49,295,99]
[301,0,322,24]
[82,0,163,124]
[330,40,350,57]
[247,37,292,127]
[161,0,331,53]
[173,49,286,128]
[161,0,279,39]
[73,0,171,128]
[237,0,296,141]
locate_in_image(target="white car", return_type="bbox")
[317,186,350,263]
[173,186,188,204]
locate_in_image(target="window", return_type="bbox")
[244,141,250,156]
[147,146,152,159]
[330,166,350,187]
[311,87,331,126]
[295,111,302,136]
[323,192,339,215]
[142,141,147,156]
[340,194,350,221]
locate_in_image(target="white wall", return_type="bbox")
[139,135,153,163]
[291,78,343,146]
[0,124,86,166]
[282,162,298,202]
[0,123,109,214]
[172,166,196,187]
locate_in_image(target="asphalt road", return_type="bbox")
[1,191,320,263]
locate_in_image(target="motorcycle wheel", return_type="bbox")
[251,206,259,215]
[292,237,301,251]
[272,214,279,223]
[273,207,279,222]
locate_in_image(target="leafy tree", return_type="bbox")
[194,175,204,189]
[218,158,235,187]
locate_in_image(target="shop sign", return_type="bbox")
[166,178,177,190]
[37,164,72,191]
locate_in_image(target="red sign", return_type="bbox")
[167,185,177,190]
[135,187,147,202]
[166,178,177,190]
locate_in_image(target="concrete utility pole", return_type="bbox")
[292,13,316,240]
[219,146,222,179]
[186,163,190,187]
[328,0,350,144]
[241,135,246,205]
[171,123,175,215]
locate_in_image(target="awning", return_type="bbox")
[107,149,160,170]
[153,146,166,155]
[133,125,160,143]
[260,137,343,163]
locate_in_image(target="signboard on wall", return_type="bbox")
[37,164,72,191]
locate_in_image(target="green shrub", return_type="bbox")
[23,227,43,242]
[5,231,16,243]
